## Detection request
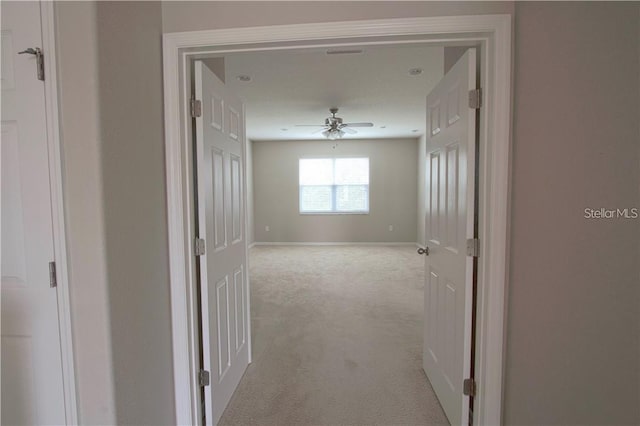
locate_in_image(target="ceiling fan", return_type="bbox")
[296,108,373,140]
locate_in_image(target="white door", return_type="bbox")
[423,49,477,426]
[1,2,67,425]
[194,61,250,425]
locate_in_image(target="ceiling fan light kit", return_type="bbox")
[296,107,374,140]
[322,128,345,140]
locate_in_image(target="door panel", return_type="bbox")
[429,151,441,243]
[1,2,66,425]
[2,123,27,282]
[216,277,231,377]
[230,154,242,243]
[211,147,226,250]
[423,48,477,426]
[195,61,250,426]
[446,144,460,251]
[233,266,245,353]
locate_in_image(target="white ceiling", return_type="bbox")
[217,44,444,141]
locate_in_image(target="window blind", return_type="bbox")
[299,158,369,213]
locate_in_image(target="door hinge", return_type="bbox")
[466,238,480,257]
[463,378,476,397]
[198,369,210,387]
[190,99,202,118]
[194,238,206,256]
[468,88,482,109]
[49,261,57,288]
[18,47,45,81]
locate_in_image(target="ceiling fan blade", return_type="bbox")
[311,127,327,134]
[295,124,326,127]
[343,122,374,127]
[341,127,357,134]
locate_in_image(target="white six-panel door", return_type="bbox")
[423,48,477,426]
[194,61,250,426]
[1,2,67,425]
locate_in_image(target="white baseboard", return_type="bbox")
[252,241,418,247]
[248,242,256,249]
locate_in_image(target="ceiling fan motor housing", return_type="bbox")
[325,116,343,128]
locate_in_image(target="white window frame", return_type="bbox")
[163,14,512,426]
[299,157,370,214]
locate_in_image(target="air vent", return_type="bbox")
[326,49,364,55]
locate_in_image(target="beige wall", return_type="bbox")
[55,3,116,423]
[162,1,514,33]
[95,2,175,425]
[253,139,419,243]
[505,2,639,424]
[444,46,471,74]
[202,57,225,83]
[55,1,173,424]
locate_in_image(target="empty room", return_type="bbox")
[188,41,483,425]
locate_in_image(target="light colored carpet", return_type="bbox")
[219,245,449,426]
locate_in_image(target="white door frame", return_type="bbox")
[35,2,78,423]
[162,14,511,426]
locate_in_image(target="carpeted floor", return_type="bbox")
[219,245,449,426]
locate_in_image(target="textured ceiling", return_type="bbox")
[217,44,444,141]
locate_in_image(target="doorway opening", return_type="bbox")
[194,43,468,424]
[163,15,511,426]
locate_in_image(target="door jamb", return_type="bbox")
[162,14,512,426]
[40,2,78,423]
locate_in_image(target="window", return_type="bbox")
[299,158,369,213]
